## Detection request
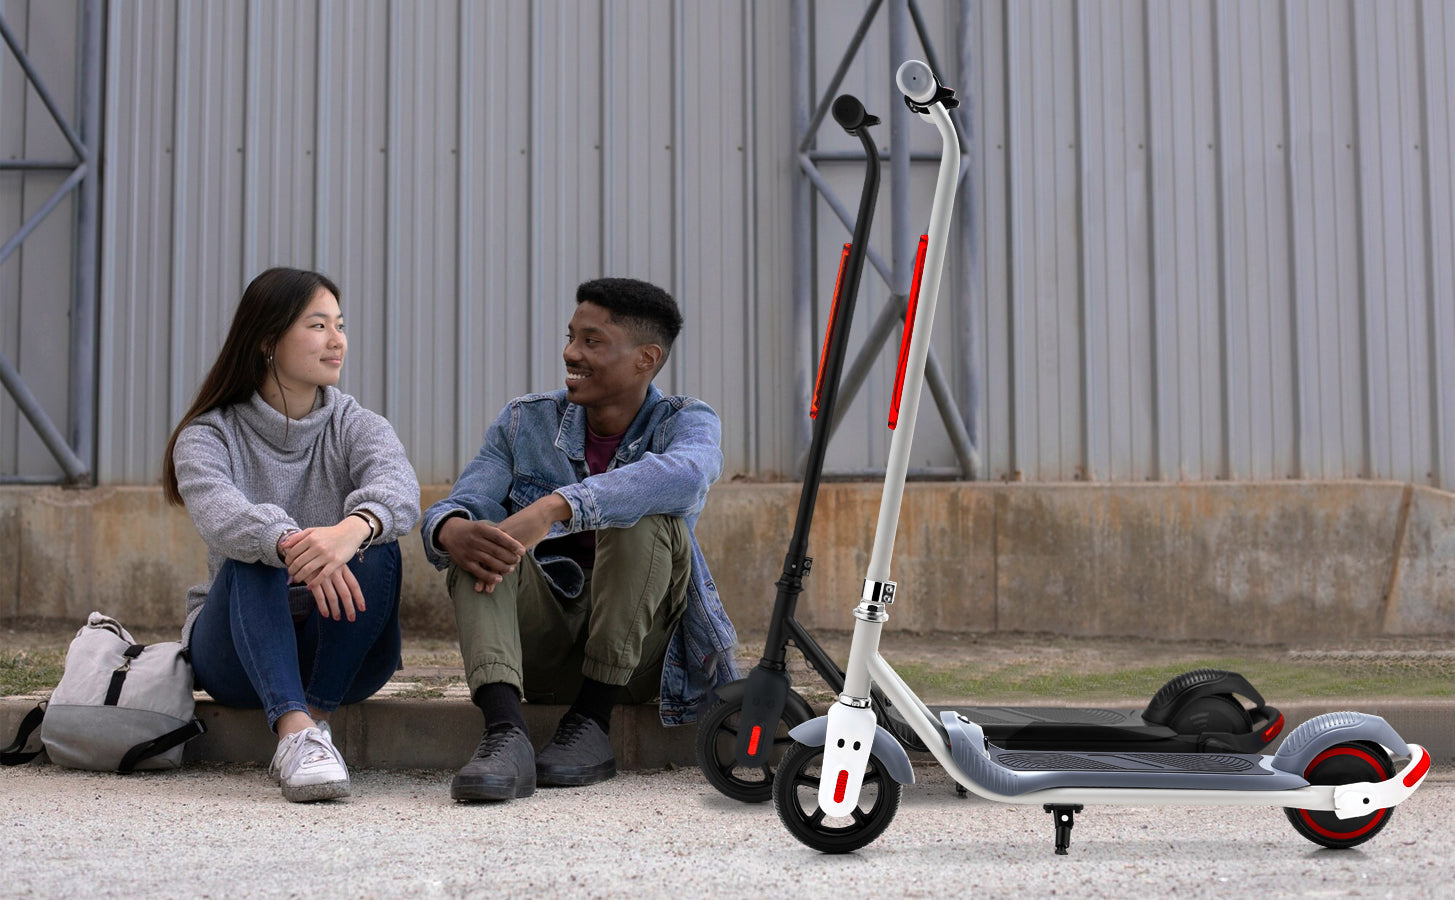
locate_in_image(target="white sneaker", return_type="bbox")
[269,726,351,802]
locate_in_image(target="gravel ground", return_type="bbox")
[2,762,1449,898]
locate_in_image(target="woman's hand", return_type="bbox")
[279,517,372,620]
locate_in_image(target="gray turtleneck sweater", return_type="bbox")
[172,386,421,644]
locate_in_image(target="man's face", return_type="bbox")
[563,301,654,412]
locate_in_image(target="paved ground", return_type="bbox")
[1,762,1450,897]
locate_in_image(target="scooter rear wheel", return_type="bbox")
[773,741,901,853]
[1283,741,1396,849]
[696,697,811,803]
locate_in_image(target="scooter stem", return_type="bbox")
[761,96,881,663]
[865,68,960,583]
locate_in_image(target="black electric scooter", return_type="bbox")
[695,94,1283,804]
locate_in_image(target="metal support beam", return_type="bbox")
[71,0,103,475]
[0,1,102,486]
[791,0,979,479]
[0,350,88,482]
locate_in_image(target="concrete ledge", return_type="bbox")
[3,480,1453,641]
[187,697,697,771]
[0,693,697,772]
[4,694,1451,772]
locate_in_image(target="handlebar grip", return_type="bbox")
[832,94,871,132]
[895,59,937,104]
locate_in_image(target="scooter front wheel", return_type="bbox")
[772,741,901,853]
[1283,741,1396,849]
[696,697,811,803]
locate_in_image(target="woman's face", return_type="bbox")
[270,288,346,391]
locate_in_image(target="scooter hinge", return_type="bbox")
[862,579,897,604]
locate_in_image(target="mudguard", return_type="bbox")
[1141,669,1265,725]
[709,675,817,766]
[1270,712,1411,776]
[709,676,818,723]
[789,715,916,786]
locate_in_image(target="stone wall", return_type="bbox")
[3,481,1451,641]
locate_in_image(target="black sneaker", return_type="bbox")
[535,712,617,787]
[451,725,536,801]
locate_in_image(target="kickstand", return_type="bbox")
[954,782,967,798]
[1043,804,1084,855]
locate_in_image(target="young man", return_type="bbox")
[420,277,738,801]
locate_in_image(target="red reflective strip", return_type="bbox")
[833,769,849,804]
[1403,750,1431,788]
[811,243,852,419]
[747,725,762,757]
[1298,746,1389,840]
[888,235,929,429]
[1262,713,1284,743]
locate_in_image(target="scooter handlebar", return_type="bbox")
[895,59,937,105]
[831,94,879,133]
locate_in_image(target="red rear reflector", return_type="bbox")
[888,235,929,429]
[747,725,762,757]
[1262,714,1284,743]
[833,769,849,804]
[1404,751,1431,788]
[811,244,852,419]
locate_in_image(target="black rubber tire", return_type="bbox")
[772,741,901,854]
[695,697,811,804]
[1283,741,1396,849]
[1167,694,1253,736]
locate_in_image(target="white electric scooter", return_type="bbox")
[772,60,1432,855]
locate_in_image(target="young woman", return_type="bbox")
[163,267,420,802]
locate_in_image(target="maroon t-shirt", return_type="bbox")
[541,424,624,570]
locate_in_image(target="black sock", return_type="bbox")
[473,682,527,735]
[568,677,621,734]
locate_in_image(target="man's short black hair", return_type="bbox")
[575,277,683,351]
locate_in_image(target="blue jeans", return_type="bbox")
[190,542,403,730]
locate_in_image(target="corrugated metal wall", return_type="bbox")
[91,0,797,485]
[3,0,1453,487]
[963,0,1455,484]
[0,0,83,479]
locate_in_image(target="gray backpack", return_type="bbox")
[2,612,206,773]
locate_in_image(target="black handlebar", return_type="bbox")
[832,94,881,133]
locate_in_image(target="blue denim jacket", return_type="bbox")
[421,384,739,725]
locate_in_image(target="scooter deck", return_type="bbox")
[941,710,1412,797]
[909,704,1278,753]
[941,712,1308,795]
[953,705,1186,749]
[986,746,1305,792]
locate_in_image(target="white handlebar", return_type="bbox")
[895,59,937,104]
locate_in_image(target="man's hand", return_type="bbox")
[437,516,528,594]
[497,494,572,552]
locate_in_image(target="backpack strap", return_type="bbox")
[0,703,47,766]
[116,718,207,775]
[104,644,147,706]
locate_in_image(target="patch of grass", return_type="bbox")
[0,649,65,697]
[894,656,1455,703]
[399,648,466,669]
[389,676,464,700]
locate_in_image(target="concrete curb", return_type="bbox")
[4,693,1452,773]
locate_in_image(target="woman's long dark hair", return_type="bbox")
[162,267,342,505]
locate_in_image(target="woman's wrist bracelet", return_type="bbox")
[349,511,379,559]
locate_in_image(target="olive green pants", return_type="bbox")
[448,514,690,705]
